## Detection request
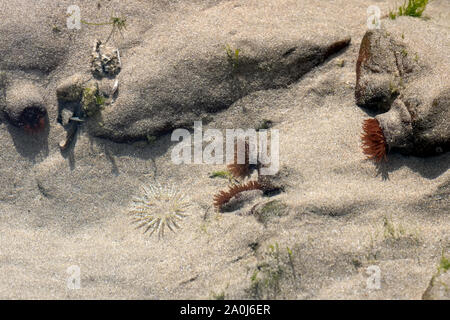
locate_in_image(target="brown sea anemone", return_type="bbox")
[213,180,262,210]
[227,140,251,179]
[4,105,47,134]
[21,106,47,134]
[361,118,387,162]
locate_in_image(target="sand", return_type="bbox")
[0,0,448,299]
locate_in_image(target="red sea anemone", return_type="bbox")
[361,118,387,162]
[21,106,47,134]
[213,180,262,210]
[227,140,251,179]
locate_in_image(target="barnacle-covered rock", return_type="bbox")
[91,40,121,78]
[3,82,47,133]
[358,19,449,158]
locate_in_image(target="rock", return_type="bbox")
[97,78,119,103]
[81,81,102,117]
[258,168,289,195]
[221,189,264,213]
[56,74,87,103]
[408,88,450,156]
[59,121,79,152]
[56,75,107,151]
[422,269,450,300]
[91,40,121,78]
[3,82,47,133]
[85,0,351,142]
[56,75,88,150]
[59,109,74,127]
[358,18,450,158]
[252,200,289,226]
[355,29,419,112]
[375,89,450,156]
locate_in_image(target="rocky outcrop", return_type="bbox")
[85,0,351,142]
[356,30,420,112]
[358,18,450,159]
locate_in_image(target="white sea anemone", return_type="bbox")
[128,183,190,238]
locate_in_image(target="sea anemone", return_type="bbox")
[21,106,47,134]
[361,118,387,162]
[227,139,260,179]
[128,183,190,238]
[227,140,251,179]
[4,82,47,134]
[213,180,262,210]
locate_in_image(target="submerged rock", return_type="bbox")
[422,260,450,300]
[252,200,289,226]
[221,189,264,213]
[84,0,351,142]
[356,29,420,112]
[359,19,450,159]
[56,74,88,103]
[3,82,47,133]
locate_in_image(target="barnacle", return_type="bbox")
[213,180,262,210]
[128,183,190,238]
[361,118,387,162]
